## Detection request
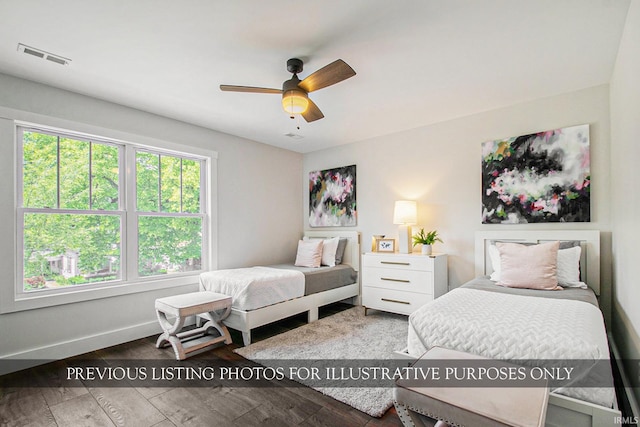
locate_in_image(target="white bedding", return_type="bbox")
[199,267,304,311]
[407,288,615,408]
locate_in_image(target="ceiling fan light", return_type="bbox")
[282,90,309,114]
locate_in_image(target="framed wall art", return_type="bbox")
[482,124,590,224]
[309,164,356,227]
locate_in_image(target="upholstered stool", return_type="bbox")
[394,347,548,427]
[155,291,232,360]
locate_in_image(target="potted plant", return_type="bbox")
[412,229,443,255]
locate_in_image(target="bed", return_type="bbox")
[199,231,360,346]
[402,230,621,427]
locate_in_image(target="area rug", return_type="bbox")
[234,306,408,417]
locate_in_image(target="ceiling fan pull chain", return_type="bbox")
[289,113,302,130]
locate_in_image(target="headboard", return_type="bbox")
[304,230,361,272]
[474,230,601,295]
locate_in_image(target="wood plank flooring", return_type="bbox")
[0,304,403,427]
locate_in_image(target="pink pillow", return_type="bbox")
[496,241,561,290]
[294,239,323,268]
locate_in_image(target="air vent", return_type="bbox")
[17,43,71,65]
[284,133,304,140]
[22,47,44,58]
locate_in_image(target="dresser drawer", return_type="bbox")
[363,254,434,271]
[362,287,432,315]
[362,253,447,316]
[362,268,433,294]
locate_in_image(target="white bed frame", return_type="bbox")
[475,230,601,296]
[220,230,360,346]
[475,230,620,427]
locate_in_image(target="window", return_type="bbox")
[18,126,208,296]
[135,150,203,277]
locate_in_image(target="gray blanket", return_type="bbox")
[269,264,357,296]
[461,276,599,307]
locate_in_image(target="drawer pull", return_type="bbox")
[380,261,411,266]
[381,298,411,305]
[381,277,410,283]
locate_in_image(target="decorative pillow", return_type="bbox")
[556,246,587,288]
[303,236,341,266]
[320,237,340,267]
[488,244,501,281]
[294,239,323,268]
[489,241,586,288]
[335,238,348,265]
[496,241,561,290]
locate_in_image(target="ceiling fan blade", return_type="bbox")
[301,99,324,122]
[298,59,356,93]
[220,85,282,94]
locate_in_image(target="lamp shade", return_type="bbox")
[282,89,309,114]
[393,200,417,225]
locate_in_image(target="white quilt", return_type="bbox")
[199,267,304,311]
[407,288,615,408]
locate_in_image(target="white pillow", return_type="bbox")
[294,239,323,268]
[303,236,340,266]
[556,246,587,288]
[320,237,340,267]
[488,244,501,281]
[489,243,587,289]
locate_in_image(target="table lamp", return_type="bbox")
[393,200,417,254]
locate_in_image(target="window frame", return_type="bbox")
[18,127,126,295]
[10,122,216,311]
[128,147,208,281]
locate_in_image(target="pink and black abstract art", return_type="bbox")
[482,124,590,224]
[309,164,356,227]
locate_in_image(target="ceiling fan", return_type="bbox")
[220,58,356,122]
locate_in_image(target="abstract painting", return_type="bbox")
[309,164,356,227]
[482,124,590,224]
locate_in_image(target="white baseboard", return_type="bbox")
[0,320,167,375]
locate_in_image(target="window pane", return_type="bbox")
[160,155,181,213]
[59,137,90,210]
[182,159,201,213]
[92,143,119,210]
[138,216,202,277]
[136,152,159,212]
[23,131,57,208]
[23,213,121,291]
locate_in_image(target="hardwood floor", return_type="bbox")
[0,304,403,427]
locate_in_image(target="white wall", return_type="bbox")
[0,73,303,365]
[304,85,613,321]
[610,0,640,410]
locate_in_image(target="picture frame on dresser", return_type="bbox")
[376,238,395,253]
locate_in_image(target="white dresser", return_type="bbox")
[362,252,447,315]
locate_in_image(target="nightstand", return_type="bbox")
[362,252,447,315]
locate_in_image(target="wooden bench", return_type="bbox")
[394,347,549,427]
[155,291,232,360]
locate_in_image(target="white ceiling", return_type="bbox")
[0,1,630,153]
